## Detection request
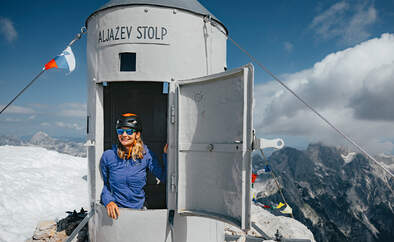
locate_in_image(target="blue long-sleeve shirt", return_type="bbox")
[100,145,167,209]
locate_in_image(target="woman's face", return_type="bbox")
[117,127,139,147]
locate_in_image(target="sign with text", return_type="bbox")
[98,24,170,46]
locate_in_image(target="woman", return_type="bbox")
[100,113,167,219]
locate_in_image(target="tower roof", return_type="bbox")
[86,0,226,32]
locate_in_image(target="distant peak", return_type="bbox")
[31,131,49,139]
[30,131,53,145]
[33,131,48,136]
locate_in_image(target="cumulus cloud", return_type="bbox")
[0,105,35,114]
[55,121,83,131]
[57,103,86,117]
[310,0,377,45]
[283,42,293,53]
[0,17,17,43]
[255,33,394,154]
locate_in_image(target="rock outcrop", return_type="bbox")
[28,209,88,242]
[253,144,394,242]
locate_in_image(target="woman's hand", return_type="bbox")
[106,201,119,219]
[163,144,168,154]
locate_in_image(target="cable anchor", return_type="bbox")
[67,26,88,47]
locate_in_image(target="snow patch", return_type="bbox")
[300,203,320,225]
[0,146,88,242]
[341,152,356,163]
[361,213,379,237]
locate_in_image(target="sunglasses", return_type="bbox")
[116,128,136,135]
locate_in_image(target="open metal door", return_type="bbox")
[175,64,254,230]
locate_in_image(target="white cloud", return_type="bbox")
[283,42,293,53]
[2,118,21,122]
[0,105,35,114]
[255,33,394,154]
[310,0,377,45]
[57,103,86,117]
[0,17,17,43]
[29,103,49,109]
[40,122,50,127]
[55,121,83,131]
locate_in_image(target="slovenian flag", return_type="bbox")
[44,46,75,73]
[256,164,271,175]
[280,204,293,214]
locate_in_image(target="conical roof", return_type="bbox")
[86,0,226,31]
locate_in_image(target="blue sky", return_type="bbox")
[1,0,394,154]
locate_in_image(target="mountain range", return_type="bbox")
[1,133,393,241]
[253,144,394,242]
[0,132,86,157]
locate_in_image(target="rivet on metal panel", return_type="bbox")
[207,144,214,152]
[144,9,148,13]
[173,9,177,14]
[193,92,203,103]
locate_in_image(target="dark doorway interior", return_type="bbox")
[104,81,168,209]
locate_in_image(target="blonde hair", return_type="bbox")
[117,134,145,161]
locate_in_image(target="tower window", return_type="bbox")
[120,53,136,72]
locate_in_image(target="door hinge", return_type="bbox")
[170,174,176,192]
[171,105,175,124]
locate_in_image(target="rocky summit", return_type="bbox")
[253,143,394,242]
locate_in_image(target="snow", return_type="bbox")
[341,152,356,163]
[0,145,88,242]
[0,145,315,242]
[361,213,379,237]
[299,203,320,226]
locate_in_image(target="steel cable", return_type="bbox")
[207,17,393,179]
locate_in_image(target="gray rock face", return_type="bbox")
[253,144,394,242]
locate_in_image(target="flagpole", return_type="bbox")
[0,27,87,116]
[0,69,46,115]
